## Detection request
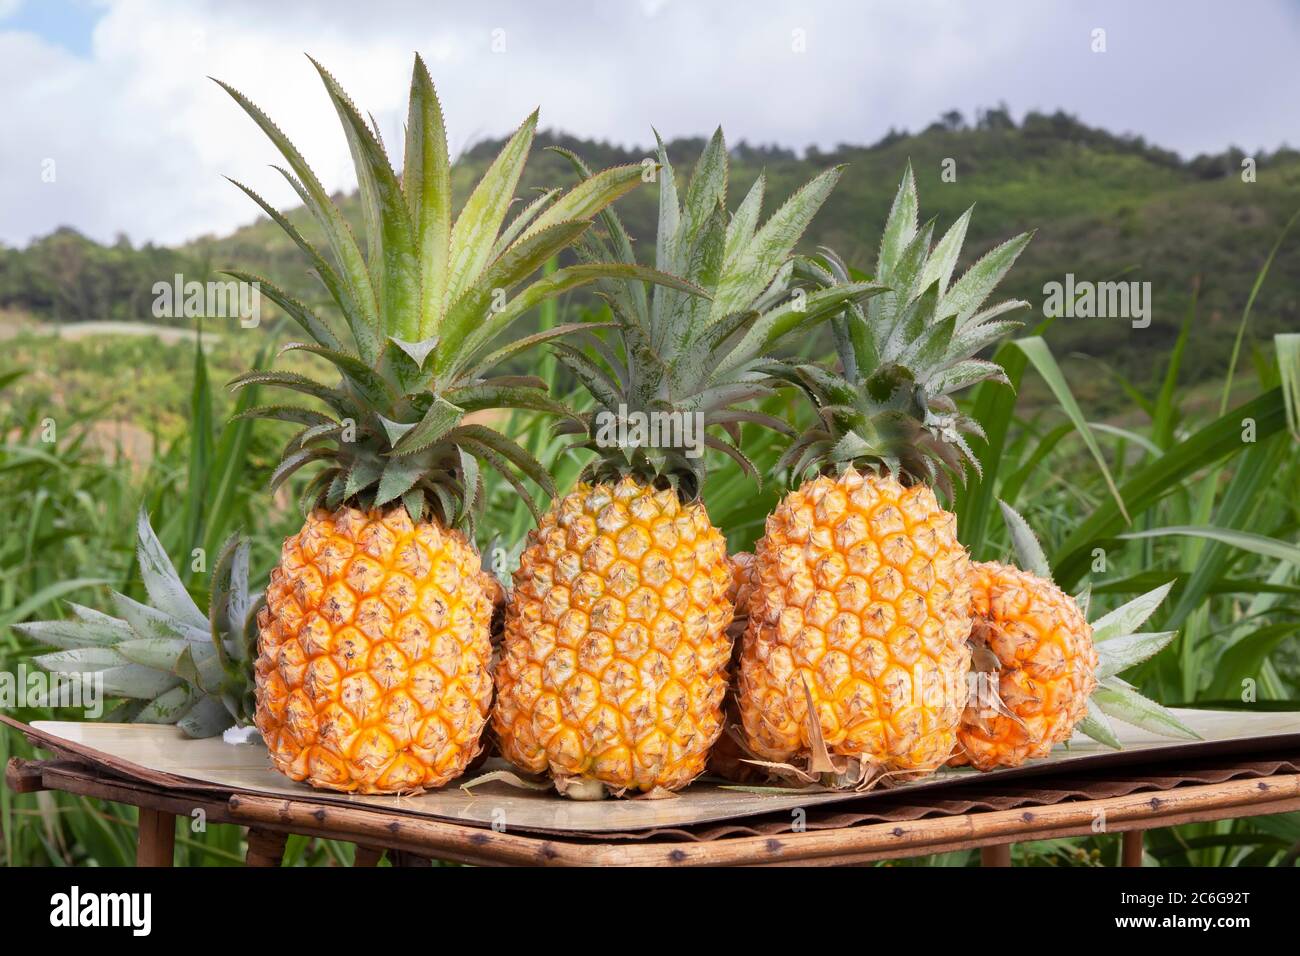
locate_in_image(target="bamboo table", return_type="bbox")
[8,750,1300,867]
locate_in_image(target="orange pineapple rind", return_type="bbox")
[493,478,734,795]
[255,506,494,794]
[951,561,1097,771]
[736,468,973,786]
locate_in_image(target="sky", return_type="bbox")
[4,0,1299,248]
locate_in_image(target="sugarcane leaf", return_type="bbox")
[1278,332,1300,440]
[1117,526,1300,566]
[1052,389,1289,588]
[1013,336,1129,523]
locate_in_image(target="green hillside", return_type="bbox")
[5,109,1298,391]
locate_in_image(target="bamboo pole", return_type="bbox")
[135,808,176,866]
[227,773,1300,867]
[1122,830,1144,867]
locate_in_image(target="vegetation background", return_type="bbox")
[2,109,1298,866]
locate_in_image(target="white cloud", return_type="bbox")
[3,0,1298,247]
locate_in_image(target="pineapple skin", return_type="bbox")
[953,562,1097,770]
[737,468,973,775]
[254,506,494,794]
[493,478,734,793]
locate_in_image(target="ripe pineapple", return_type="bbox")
[493,132,880,796]
[726,551,758,623]
[954,502,1195,770]
[213,56,681,793]
[735,164,1034,786]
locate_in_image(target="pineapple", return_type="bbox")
[954,502,1196,770]
[735,164,1034,787]
[492,132,880,796]
[20,512,259,739]
[726,551,758,623]
[212,56,685,793]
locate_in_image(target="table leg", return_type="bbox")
[389,850,433,867]
[354,844,387,867]
[1122,830,1144,867]
[245,827,289,867]
[136,808,176,866]
[981,843,1013,867]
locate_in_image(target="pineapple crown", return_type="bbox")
[773,162,1033,501]
[549,129,884,500]
[16,511,259,739]
[217,55,693,528]
[995,500,1199,748]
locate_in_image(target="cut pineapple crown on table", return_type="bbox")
[18,510,258,738]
